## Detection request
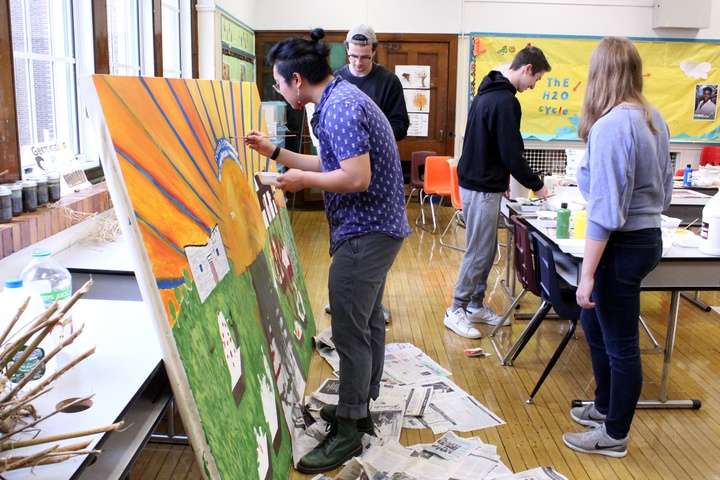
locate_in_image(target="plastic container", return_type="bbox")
[0,186,11,223]
[47,172,61,203]
[18,249,74,343]
[0,278,56,389]
[33,175,49,206]
[21,179,38,213]
[683,164,693,187]
[573,210,587,240]
[6,183,22,216]
[699,190,720,255]
[556,203,571,239]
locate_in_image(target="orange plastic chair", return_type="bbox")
[416,156,452,233]
[406,151,436,207]
[439,165,466,251]
[700,146,720,166]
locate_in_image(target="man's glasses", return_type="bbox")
[348,54,373,61]
[272,82,281,94]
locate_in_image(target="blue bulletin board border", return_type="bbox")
[468,33,720,143]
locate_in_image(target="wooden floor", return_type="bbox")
[132,204,720,480]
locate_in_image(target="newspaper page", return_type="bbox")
[423,431,483,461]
[312,377,340,405]
[370,397,406,441]
[380,383,434,417]
[383,343,452,384]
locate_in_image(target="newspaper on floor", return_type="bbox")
[402,377,506,433]
[314,326,340,372]
[330,437,506,480]
[312,377,340,405]
[380,383,434,417]
[383,343,452,384]
[368,397,406,441]
[423,431,483,461]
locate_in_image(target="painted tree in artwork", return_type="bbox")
[413,93,428,111]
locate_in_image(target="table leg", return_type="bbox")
[572,291,700,410]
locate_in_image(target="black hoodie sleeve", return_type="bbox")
[493,97,544,191]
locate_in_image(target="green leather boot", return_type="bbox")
[296,416,362,474]
[319,404,375,436]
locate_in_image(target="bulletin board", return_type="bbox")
[469,34,720,142]
[220,11,255,81]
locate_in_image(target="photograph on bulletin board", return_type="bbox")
[469,34,720,142]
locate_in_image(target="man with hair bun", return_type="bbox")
[245,28,411,474]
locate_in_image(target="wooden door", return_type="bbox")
[375,35,458,161]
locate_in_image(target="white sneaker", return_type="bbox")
[467,306,509,326]
[444,308,481,339]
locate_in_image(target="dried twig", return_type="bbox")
[0,278,121,474]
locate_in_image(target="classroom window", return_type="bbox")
[107,0,142,76]
[10,0,78,152]
[162,0,181,78]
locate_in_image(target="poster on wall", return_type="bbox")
[21,140,92,195]
[81,76,315,479]
[469,34,720,142]
[396,65,431,137]
[221,12,255,81]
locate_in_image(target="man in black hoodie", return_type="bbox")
[444,46,551,339]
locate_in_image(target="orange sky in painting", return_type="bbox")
[91,76,274,319]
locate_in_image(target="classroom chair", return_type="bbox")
[406,151,436,207]
[416,156,452,233]
[439,165,466,251]
[700,146,720,167]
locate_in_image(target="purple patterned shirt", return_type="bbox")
[315,76,411,255]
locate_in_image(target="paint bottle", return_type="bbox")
[556,203,571,239]
[683,164,693,187]
[573,210,587,240]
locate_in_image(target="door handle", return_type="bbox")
[439,129,444,142]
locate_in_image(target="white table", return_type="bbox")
[522,216,720,409]
[0,299,167,479]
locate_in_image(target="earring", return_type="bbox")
[297,87,302,108]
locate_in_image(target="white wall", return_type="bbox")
[252,0,720,38]
[246,0,720,164]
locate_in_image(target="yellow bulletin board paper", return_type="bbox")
[469,34,720,143]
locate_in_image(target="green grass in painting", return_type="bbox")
[171,207,315,479]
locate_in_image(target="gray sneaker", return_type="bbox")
[444,308,481,339]
[563,424,628,458]
[571,403,607,427]
[467,306,509,326]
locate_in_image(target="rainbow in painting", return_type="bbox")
[81,75,315,479]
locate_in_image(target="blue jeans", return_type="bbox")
[329,234,403,420]
[581,228,662,439]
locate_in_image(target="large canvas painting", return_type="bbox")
[80,76,315,479]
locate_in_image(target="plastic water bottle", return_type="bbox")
[0,278,56,389]
[556,203,571,239]
[18,249,74,344]
[683,164,693,187]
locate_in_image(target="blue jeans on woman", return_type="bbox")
[581,228,662,440]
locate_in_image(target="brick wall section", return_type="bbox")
[0,183,111,261]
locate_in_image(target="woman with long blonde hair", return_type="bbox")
[564,37,673,457]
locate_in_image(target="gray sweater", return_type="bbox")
[577,105,673,241]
